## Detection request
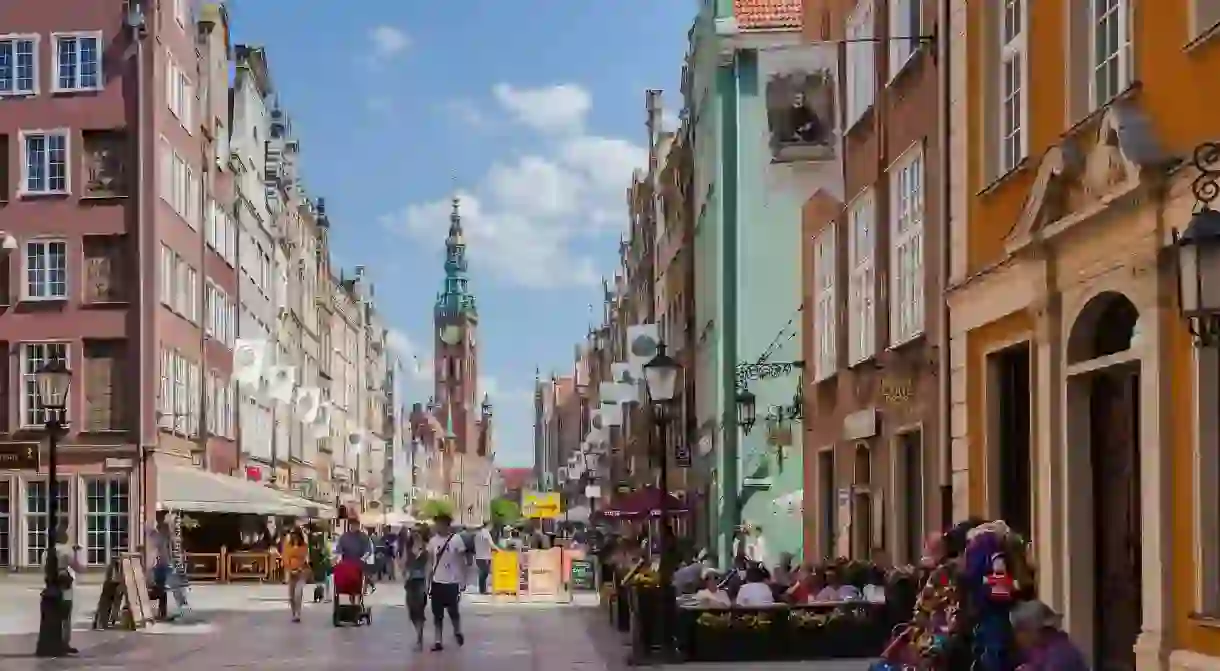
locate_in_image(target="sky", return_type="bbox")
[228,2,692,466]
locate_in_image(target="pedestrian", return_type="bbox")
[1011,600,1089,670]
[426,513,468,651]
[403,526,431,650]
[48,525,82,655]
[281,524,309,622]
[473,523,496,595]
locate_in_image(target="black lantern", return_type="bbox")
[642,342,681,403]
[1175,207,1220,347]
[1178,141,1220,348]
[736,388,757,435]
[33,361,71,658]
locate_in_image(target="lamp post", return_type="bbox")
[33,360,72,658]
[1175,141,1220,348]
[642,341,681,658]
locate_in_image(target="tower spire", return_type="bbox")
[435,194,476,318]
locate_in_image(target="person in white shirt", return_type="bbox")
[427,513,469,651]
[734,566,776,607]
[693,570,732,608]
[473,524,496,594]
[813,565,862,602]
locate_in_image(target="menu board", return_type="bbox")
[569,558,595,591]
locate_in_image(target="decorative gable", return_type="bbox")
[1005,100,1167,254]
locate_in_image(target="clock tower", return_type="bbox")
[433,197,481,456]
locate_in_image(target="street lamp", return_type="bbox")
[642,341,681,658]
[1175,144,1220,348]
[735,388,757,435]
[33,360,71,658]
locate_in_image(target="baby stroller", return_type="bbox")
[331,558,372,627]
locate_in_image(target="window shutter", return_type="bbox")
[84,340,119,431]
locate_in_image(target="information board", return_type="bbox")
[527,548,563,597]
[491,551,519,595]
[569,558,595,591]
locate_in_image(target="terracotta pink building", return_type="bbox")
[0,0,238,570]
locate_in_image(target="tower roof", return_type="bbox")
[435,195,477,318]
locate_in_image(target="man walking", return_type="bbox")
[427,513,468,651]
[473,523,495,594]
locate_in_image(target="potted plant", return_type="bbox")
[690,611,733,661]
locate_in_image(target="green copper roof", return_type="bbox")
[435,196,478,318]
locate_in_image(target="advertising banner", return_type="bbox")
[522,491,562,519]
[526,548,564,599]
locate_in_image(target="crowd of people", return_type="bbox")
[269,512,500,651]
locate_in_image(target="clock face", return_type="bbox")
[439,324,463,345]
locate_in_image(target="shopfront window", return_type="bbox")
[85,477,129,566]
[26,479,71,566]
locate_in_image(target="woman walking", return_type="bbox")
[403,525,431,650]
[282,525,310,622]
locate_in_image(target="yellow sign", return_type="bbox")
[522,491,561,519]
[491,551,519,595]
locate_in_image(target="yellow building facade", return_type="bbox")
[947,1,1220,669]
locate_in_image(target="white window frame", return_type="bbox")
[83,476,130,567]
[847,190,876,365]
[0,478,11,568]
[813,225,838,382]
[25,478,72,567]
[21,342,70,428]
[159,348,172,422]
[23,239,69,301]
[1190,0,1220,42]
[887,0,920,81]
[998,0,1029,174]
[19,129,71,196]
[174,257,188,317]
[175,0,189,27]
[845,1,876,129]
[50,31,103,93]
[159,244,174,306]
[889,144,926,346]
[185,265,199,323]
[1089,0,1133,110]
[0,34,40,97]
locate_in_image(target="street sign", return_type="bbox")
[521,491,561,519]
[674,441,692,468]
[0,443,39,470]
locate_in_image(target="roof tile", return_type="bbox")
[734,0,803,30]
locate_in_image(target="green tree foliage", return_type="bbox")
[419,498,455,520]
[489,497,521,526]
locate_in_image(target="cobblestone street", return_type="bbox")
[0,583,874,671]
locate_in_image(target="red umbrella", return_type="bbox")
[599,486,689,520]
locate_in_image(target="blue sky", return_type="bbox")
[228,2,692,466]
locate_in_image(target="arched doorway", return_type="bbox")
[1066,291,1142,671]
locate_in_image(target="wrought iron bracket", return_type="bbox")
[1192,141,1220,210]
[735,360,804,390]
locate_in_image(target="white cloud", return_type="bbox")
[492,83,591,135]
[440,99,490,129]
[381,83,646,289]
[368,25,410,61]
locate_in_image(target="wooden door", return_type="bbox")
[1090,369,1142,671]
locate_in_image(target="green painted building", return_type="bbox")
[686,0,841,565]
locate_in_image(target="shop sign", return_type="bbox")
[0,443,38,470]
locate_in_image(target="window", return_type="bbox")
[52,32,102,92]
[159,244,174,306]
[1192,0,1220,41]
[175,0,190,26]
[184,166,197,228]
[158,348,172,423]
[158,137,172,202]
[999,0,1028,174]
[26,479,71,566]
[1091,0,1132,109]
[165,54,193,132]
[174,256,187,316]
[174,352,188,434]
[25,240,68,301]
[0,479,10,567]
[0,35,38,96]
[84,477,129,566]
[22,342,69,427]
[185,265,198,322]
[847,190,876,365]
[890,146,925,345]
[187,360,199,436]
[206,372,218,436]
[888,0,920,79]
[21,130,69,195]
[813,224,837,382]
[845,1,875,128]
